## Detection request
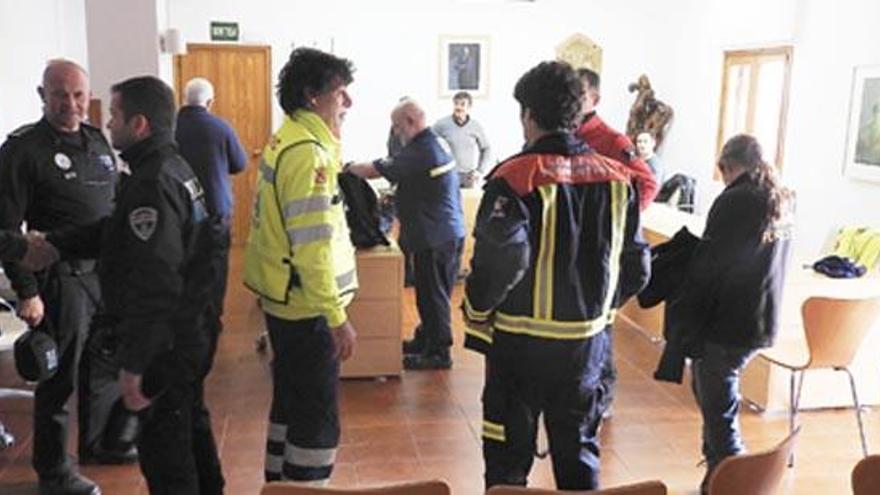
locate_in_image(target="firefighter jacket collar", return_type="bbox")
[487,132,588,180]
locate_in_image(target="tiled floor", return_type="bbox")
[0,248,877,494]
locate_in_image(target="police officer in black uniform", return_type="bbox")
[49,76,224,495]
[0,59,115,495]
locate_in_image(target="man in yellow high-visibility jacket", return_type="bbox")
[243,47,358,485]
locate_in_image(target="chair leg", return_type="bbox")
[788,370,805,467]
[838,366,869,457]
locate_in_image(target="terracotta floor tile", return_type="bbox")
[0,248,874,494]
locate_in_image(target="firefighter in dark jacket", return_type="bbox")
[677,134,792,494]
[48,77,224,495]
[0,59,116,495]
[462,61,650,491]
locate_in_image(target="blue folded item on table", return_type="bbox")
[812,255,867,278]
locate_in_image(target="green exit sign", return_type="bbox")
[210,22,239,42]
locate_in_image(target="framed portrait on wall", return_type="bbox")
[439,35,489,98]
[844,65,880,182]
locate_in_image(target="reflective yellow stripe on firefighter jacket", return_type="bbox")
[243,110,357,327]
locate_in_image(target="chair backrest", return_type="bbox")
[707,427,800,495]
[801,296,880,369]
[260,480,451,495]
[852,454,880,495]
[486,480,667,495]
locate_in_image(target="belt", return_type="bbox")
[54,259,97,276]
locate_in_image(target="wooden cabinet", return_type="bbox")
[340,243,404,378]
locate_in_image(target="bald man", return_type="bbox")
[0,59,116,495]
[348,100,465,369]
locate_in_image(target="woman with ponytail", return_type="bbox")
[680,134,793,493]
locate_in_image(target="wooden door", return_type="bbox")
[174,44,272,247]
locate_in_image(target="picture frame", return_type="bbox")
[844,65,880,182]
[438,35,489,98]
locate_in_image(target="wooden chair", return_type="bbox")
[760,296,880,459]
[260,480,451,495]
[852,454,880,495]
[486,480,667,495]
[706,427,800,495]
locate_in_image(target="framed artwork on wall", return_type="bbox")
[438,35,489,98]
[844,65,880,182]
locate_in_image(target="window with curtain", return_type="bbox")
[716,46,793,172]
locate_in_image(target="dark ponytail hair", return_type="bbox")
[719,134,794,234]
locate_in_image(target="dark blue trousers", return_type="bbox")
[411,238,463,353]
[482,329,609,490]
[264,314,340,483]
[691,341,755,468]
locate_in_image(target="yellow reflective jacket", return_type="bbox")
[244,110,357,327]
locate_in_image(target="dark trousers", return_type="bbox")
[33,266,99,479]
[137,320,222,495]
[78,321,122,455]
[204,220,231,343]
[411,238,462,353]
[691,342,755,468]
[482,330,609,490]
[264,314,340,482]
[598,323,616,413]
[188,219,230,493]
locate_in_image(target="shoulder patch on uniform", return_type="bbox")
[129,207,158,241]
[183,178,205,200]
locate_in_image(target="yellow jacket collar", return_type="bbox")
[290,109,339,147]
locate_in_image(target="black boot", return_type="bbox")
[403,348,452,370]
[39,472,101,495]
[401,325,425,355]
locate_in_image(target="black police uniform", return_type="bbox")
[0,118,116,481]
[51,132,224,494]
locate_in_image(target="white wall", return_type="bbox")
[2,0,878,258]
[783,0,880,254]
[84,0,163,118]
[0,0,88,136]
[163,0,800,184]
[167,0,674,161]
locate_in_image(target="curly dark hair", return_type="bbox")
[276,48,355,116]
[514,61,583,131]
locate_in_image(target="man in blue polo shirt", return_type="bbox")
[175,77,247,346]
[348,99,464,369]
[174,77,247,483]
